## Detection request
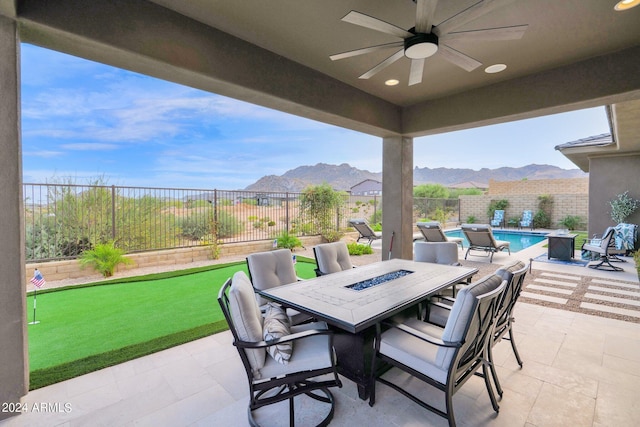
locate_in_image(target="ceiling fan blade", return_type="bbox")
[330,41,404,61]
[440,24,528,42]
[415,0,439,33]
[408,58,425,86]
[434,0,504,36]
[439,44,482,72]
[342,10,413,39]
[359,49,405,79]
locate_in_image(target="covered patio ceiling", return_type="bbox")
[4,0,640,148]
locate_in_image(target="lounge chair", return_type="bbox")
[518,210,533,230]
[582,227,624,271]
[490,209,505,228]
[348,218,382,245]
[416,221,464,249]
[461,224,511,263]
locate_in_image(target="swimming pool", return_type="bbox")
[445,229,547,252]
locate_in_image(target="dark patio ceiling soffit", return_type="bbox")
[8,0,640,139]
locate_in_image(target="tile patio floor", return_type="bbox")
[2,239,639,427]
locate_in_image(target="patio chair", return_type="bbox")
[218,271,342,427]
[425,261,528,399]
[490,209,505,228]
[246,249,312,324]
[369,274,507,427]
[348,218,382,245]
[518,210,533,230]
[582,227,624,271]
[461,224,511,263]
[414,241,469,298]
[313,241,354,276]
[416,221,464,249]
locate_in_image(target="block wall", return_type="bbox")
[460,178,589,228]
[25,235,325,290]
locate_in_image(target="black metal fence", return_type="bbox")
[23,183,459,262]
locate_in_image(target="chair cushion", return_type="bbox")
[438,274,504,367]
[257,321,334,382]
[247,249,298,305]
[414,241,459,265]
[229,271,265,376]
[263,303,293,364]
[315,242,353,274]
[495,260,525,280]
[379,318,448,384]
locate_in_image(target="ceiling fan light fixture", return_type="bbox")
[615,0,640,10]
[404,33,438,59]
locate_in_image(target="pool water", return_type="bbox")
[445,229,547,252]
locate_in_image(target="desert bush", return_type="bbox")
[610,191,639,223]
[347,242,373,255]
[275,231,302,250]
[558,215,582,231]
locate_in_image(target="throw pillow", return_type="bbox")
[263,303,292,364]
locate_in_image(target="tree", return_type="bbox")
[413,184,448,199]
[299,183,346,238]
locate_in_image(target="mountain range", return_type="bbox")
[244,163,587,192]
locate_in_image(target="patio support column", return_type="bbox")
[0,15,28,420]
[382,136,413,260]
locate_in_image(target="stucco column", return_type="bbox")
[0,15,28,420]
[382,136,413,260]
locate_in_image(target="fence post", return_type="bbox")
[111,185,116,241]
[286,192,290,231]
[214,189,218,239]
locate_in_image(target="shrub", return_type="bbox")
[558,215,582,231]
[633,250,640,278]
[466,215,477,224]
[610,191,639,223]
[78,242,133,277]
[533,210,551,229]
[275,231,302,251]
[179,213,212,240]
[321,230,344,243]
[299,183,346,236]
[216,211,244,238]
[347,242,373,255]
[369,209,382,226]
[487,199,509,218]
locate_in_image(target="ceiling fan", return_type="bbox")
[330,0,528,85]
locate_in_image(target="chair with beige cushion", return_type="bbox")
[313,241,354,276]
[218,271,341,426]
[427,260,529,398]
[246,249,311,324]
[414,241,467,297]
[369,274,507,427]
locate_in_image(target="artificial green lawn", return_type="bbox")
[27,257,318,389]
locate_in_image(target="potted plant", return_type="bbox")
[610,191,640,224]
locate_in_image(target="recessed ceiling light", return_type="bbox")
[485,64,507,74]
[615,0,640,11]
[385,79,400,86]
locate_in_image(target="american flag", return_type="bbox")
[30,269,46,288]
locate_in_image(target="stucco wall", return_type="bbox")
[588,155,640,237]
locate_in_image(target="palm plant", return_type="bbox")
[78,242,133,277]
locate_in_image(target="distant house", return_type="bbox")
[351,179,382,196]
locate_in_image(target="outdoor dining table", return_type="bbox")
[258,258,478,399]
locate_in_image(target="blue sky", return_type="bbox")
[21,43,610,190]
